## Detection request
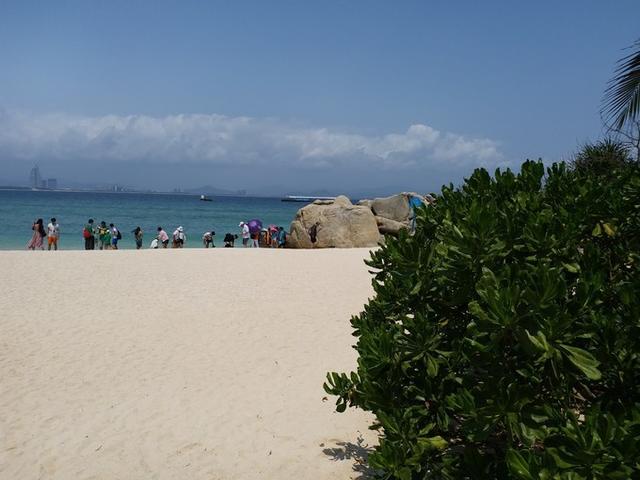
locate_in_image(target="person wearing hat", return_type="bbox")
[172,226,186,248]
[239,222,250,247]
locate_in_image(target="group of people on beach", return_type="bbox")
[237,222,287,248]
[27,218,288,250]
[81,220,125,250]
[149,226,186,249]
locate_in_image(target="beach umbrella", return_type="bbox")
[247,219,263,234]
[268,224,278,232]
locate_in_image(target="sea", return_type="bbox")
[0,190,304,250]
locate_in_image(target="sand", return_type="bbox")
[0,248,378,480]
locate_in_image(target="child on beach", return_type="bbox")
[47,218,60,251]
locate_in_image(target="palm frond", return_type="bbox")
[602,39,640,130]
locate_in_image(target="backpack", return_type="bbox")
[83,228,91,239]
[116,229,122,240]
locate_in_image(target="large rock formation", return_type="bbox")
[287,195,380,248]
[370,193,413,224]
[368,192,429,235]
[286,192,432,248]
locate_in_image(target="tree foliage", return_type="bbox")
[571,138,633,176]
[602,38,640,130]
[325,160,640,479]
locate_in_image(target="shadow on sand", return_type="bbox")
[322,434,379,479]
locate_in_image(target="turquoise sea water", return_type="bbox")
[0,190,303,250]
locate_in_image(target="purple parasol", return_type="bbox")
[247,219,263,234]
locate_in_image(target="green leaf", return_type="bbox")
[546,447,577,469]
[468,300,494,325]
[417,435,448,451]
[526,330,545,352]
[426,356,439,378]
[506,449,535,480]
[602,222,616,237]
[563,263,581,274]
[592,223,602,236]
[559,344,602,380]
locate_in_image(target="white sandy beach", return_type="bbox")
[0,248,378,480]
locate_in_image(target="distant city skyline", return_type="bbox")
[27,165,57,190]
[1,1,639,195]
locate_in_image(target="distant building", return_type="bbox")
[29,165,42,189]
[47,178,57,189]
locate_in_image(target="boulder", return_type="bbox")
[357,199,372,208]
[370,194,412,223]
[370,192,427,224]
[375,216,408,235]
[287,195,380,248]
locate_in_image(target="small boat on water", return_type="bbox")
[200,195,213,202]
[281,195,336,203]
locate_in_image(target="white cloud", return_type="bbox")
[0,109,504,170]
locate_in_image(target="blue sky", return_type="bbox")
[0,1,638,194]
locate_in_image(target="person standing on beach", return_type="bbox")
[239,222,250,247]
[47,218,60,251]
[132,226,143,249]
[83,219,95,250]
[173,226,186,248]
[277,226,287,248]
[157,227,169,248]
[109,223,121,250]
[26,218,46,250]
[97,221,110,250]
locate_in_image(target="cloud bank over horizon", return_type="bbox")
[0,108,507,193]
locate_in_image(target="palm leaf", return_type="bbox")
[602,39,640,129]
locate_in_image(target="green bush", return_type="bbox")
[325,160,640,479]
[571,138,632,177]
